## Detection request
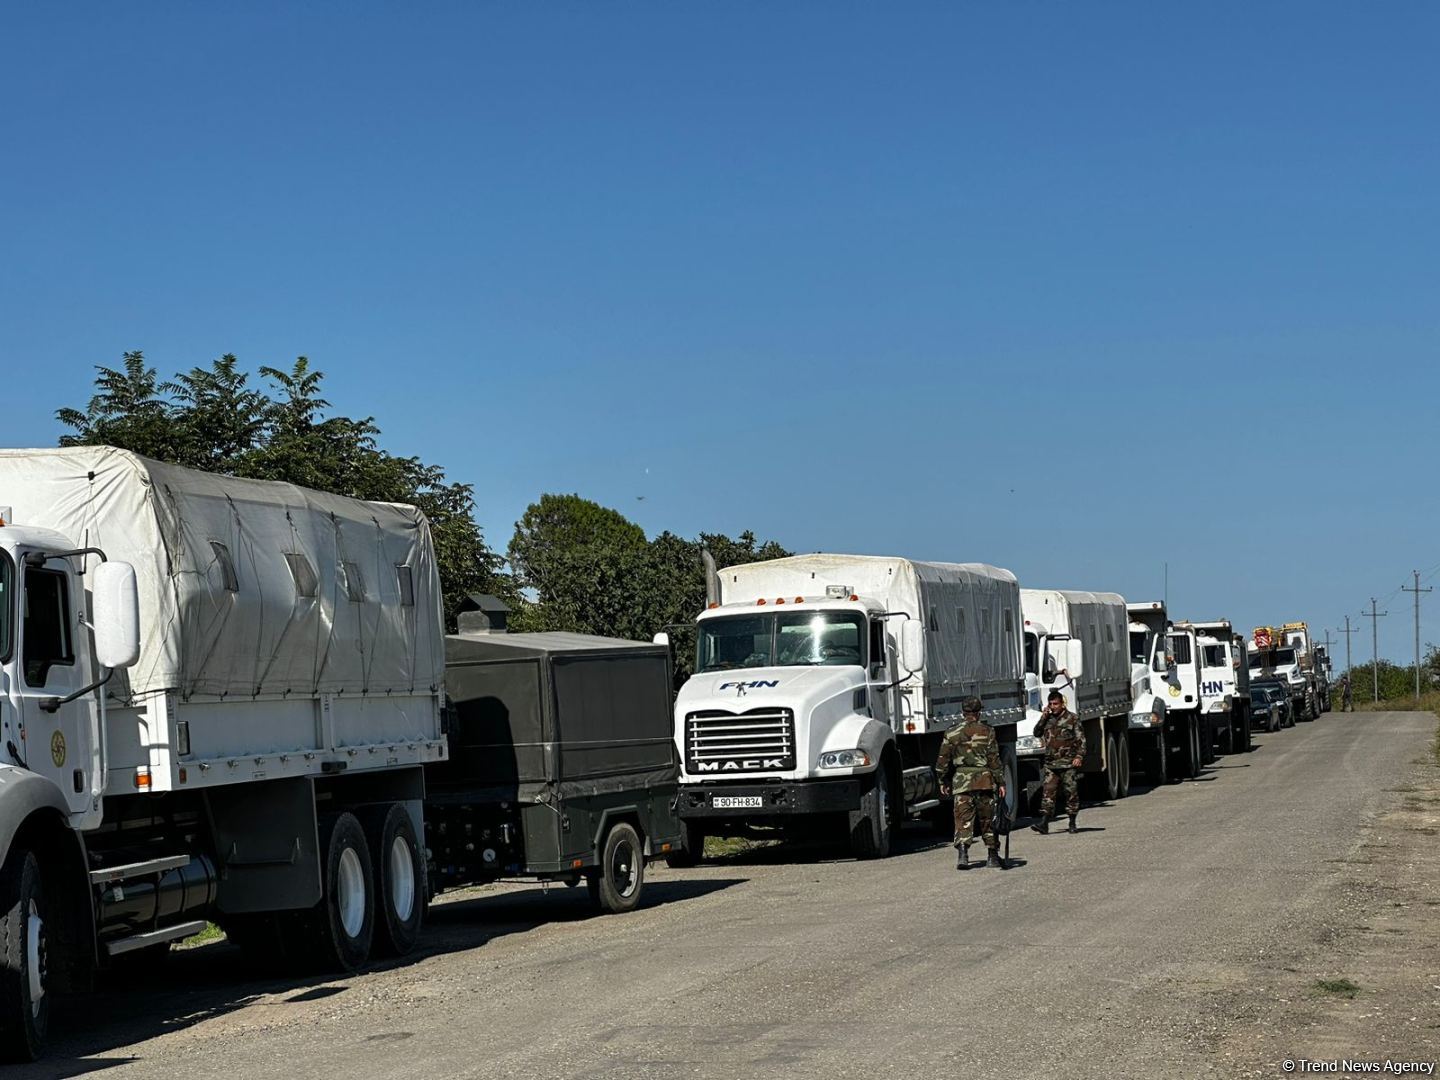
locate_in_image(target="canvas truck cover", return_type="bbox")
[718,554,1023,688]
[1021,589,1130,686]
[0,446,444,700]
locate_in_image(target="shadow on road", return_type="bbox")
[24,877,745,1075]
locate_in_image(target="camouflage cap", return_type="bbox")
[961,696,983,715]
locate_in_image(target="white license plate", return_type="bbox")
[711,795,763,809]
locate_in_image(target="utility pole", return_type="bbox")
[1402,571,1433,701]
[1362,599,1388,703]
[1335,617,1360,681]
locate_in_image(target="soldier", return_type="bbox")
[935,697,1007,869]
[1030,689,1086,834]
[1341,672,1353,712]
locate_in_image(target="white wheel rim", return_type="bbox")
[336,847,367,939]
[26,899,44,1016]
[388,835,416,923]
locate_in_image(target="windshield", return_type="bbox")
[1129,630,1149,665]
[1024,632,1039,675]
[696,611,867,672]
[1202,644,1228,669]
[0,553,11,661]
[1250,647,1297,669]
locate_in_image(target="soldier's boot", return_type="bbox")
[1031,816,1049,835]
[1067,814,1078,834]
[985,847,1004,869]
[956,843,969,870]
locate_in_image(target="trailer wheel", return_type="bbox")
[362,804,424,957]
[294,812,375,972]
[664,821,705,869]
[589,822,645,914]
[848,766,893,860]
[0,848,48,1063]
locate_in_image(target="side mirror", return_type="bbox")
[899,619,925,673]
[652,632,671,647]
[1042,655,1057,682]
[92,561,140,669]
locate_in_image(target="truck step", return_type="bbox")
[89,854,191,885]
[104,920,210,957]
[908,799,942,814]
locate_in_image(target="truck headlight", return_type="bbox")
[817,749,871,769]
[1015,735,1043,753]
[1129,712,1157,728]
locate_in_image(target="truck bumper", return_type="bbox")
[677,777,863,820]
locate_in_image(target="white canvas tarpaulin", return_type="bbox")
[0,446,444,701]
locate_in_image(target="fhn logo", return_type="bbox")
[1201,680,1225,696]
[718,680,779,690]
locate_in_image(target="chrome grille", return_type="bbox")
[685,708,796,773]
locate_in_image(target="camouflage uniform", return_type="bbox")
[935,716,1001,852]
[1035,708,1086,819]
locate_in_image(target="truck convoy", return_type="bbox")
[1017,590,1132,805]
[667,554,1025,861]
[0,448,677,1062]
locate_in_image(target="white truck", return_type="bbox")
[1016,589,1132,806]
[1248,624,1318,721]
[1191,620,1253,756]
[1126,603,1207,783]
[0,448,448,1061]
[668,554,1025,861]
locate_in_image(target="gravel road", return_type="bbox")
[24,711,1438,1080]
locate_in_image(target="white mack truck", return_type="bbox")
[668,554,1025,861]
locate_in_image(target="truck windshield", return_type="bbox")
[0,553,11,660]
[1250,647,1297,669]
[1202,644,1227,668]
[696,611,867,672]
[1024,632,1039,675]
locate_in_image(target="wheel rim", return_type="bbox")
[336,847,367,939]
[878,772,891,836]
[610,837,639,899]
[26,899,45,1016]
[388,835,416,923]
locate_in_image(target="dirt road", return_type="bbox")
[25,711,1440,1079]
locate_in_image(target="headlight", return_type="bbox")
[817,749,871,769]
[1129,712,1157,727]
[1015,735,1043,752]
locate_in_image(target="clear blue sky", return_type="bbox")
[4,3,1437,664]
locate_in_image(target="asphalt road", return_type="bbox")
[27,711,1435,1080]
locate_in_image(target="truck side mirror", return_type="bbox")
[1042,654,1057,682]
[899,619,925,673]
[92,561,140,669]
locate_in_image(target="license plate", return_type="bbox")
[712,795,763,809]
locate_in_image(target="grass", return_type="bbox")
[181,922,225,948]
[1311,977,1361,999]
[1354,690,1440,714]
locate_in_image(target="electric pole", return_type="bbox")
[1401,571,1432,701]
[1362,599,1388,703]
[1335,616,1360,680]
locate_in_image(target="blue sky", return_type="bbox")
[3,3,1437,664]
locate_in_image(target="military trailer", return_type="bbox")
[431,630,683,913]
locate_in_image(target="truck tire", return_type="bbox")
[589,822,645,914]
[1238,711,1252,753]
[663,820,705,869]
[1218,715,1233,756]
[295,812,375,972]
[362,804,424,958]
[1104,734,1121,801]
[1185,721,1203,779]
[848,767,894,860]
[1116,734,1131,798]
[1201,718,1218,765]
[0,848,47,1063]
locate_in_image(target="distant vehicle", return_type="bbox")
[1250,678,1294,729]
[1248,637,1314,721]
[1249,683,1287,732]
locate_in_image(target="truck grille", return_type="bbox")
[685,708,796,774]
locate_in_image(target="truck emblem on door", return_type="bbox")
[51,731,67,767]
[1201,680,1224,696]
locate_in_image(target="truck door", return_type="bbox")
[869,618,897,730]
[1164,632,1200,709]
[16,558,94,814]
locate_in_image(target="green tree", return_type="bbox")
[57,352,507,629]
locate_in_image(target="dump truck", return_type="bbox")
[431,628,682,913]
[0,447,447,1060]
[1017,589,1132,806]
[1126,604,1207,782]
[1190,620,1252,755]
[669,554,1025,861]
[1248,625,1317,721]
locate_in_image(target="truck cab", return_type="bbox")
[1248,630,1313,721]
[1192,620,1252,755]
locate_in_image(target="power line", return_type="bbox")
[1402,571,1433,700]
[1361,599,1389,704]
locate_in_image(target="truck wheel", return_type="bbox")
[1186,722,1203,779]
[1116,735,1131,798]
[295,812,375,972]
[362,804,424,957]
[1103,734,1121,801]
[1239,712,1252,753]
[590,822,645,914]
[0,848,48,1063]
[1201,719,1218,765]
[664,821,705,869]
[849,767,893,860]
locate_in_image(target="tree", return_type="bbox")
[57,352,507,629]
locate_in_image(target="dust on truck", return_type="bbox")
[669,554,1025,861]
[1016,589,1133,806]
[0,447,446,1061]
